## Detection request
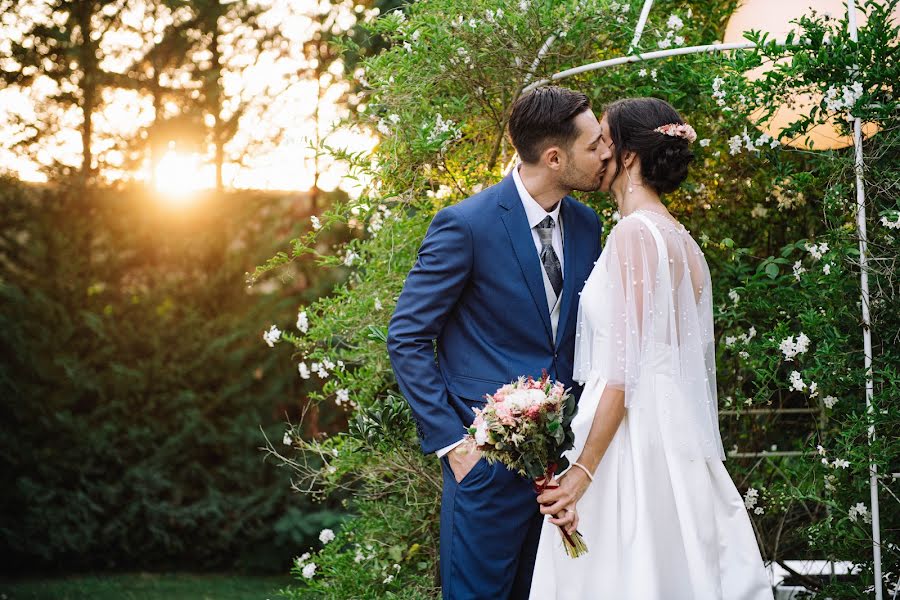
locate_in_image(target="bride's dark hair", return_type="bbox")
[604,97,694,195]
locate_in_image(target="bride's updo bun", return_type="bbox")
[604,97,694,195]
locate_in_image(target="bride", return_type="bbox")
[529,97,773,600]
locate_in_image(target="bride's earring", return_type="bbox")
[625,167,635,194]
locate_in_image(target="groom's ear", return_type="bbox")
[542,145,564,171]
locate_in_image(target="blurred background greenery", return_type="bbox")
[0,0,399,595]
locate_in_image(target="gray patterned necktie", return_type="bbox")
[535,215,563,298]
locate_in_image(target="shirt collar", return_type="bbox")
[512,164,562,229]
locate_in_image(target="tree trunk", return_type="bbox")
[77,0,98,189]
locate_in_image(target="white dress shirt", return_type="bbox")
[436,167,566,458]
[512,164,565,272]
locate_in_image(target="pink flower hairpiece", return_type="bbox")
[654,123,697,143]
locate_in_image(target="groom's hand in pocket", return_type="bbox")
[447,440,482,483]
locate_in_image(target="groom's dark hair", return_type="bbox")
[508,86,591,164]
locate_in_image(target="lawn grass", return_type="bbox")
[0,572,295,600]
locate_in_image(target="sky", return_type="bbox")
[0,0,378,196]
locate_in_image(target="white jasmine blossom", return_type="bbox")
[793,261,806,281]
[296,311,309,333]
[283,431,292,446]
[779,332,810,361]
[817,444,826,455]
[743,487,759,509]
[848,502,870,523]
[319,529,335,544]
[728,289,740,306]
[754,506,764,515]
[805,242,829,260]
[823,263,832,275]
[335,389,350,406]
[789,370,807,392]
[823,395,838,409]
[699,138,710,147]
[832,458,850,469]
[344,249,359,267]
[310,215,322,230]
[295,552,311,568]
[674,35,685,45]
[712,76,727,107]
[301,562,317,579]
[638,68,647,77]
[667,14,684,30]
[263,325,281,348]
[725,336,737,347]
[298,362,311,379]
[880,212,900,229]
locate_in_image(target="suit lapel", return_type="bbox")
[497,174,554,345]
[554,197,577,348]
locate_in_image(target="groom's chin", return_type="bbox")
[572,182,603,194]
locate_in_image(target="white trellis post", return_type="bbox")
[846,2,883,598]
[519,1,885,595]
[628,0,655,52]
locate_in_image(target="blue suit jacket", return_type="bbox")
[387,172,603,453]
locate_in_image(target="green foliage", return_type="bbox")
[263,0,900,597]
[0,177,348,572]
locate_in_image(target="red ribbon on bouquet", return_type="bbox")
[533,462,588,557]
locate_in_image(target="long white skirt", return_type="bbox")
[529,367,774,600]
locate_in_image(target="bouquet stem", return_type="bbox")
[533,464,589,558]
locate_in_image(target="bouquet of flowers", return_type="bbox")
[465,373,588,557]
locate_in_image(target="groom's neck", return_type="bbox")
[518,163,568,212]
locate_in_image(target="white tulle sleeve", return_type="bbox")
[573,217,657,393]
[573,213,725,461]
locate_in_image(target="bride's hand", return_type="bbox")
[549,505,579,535]
[536,468,591,520]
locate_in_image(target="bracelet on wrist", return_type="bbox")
[571,461,595,483]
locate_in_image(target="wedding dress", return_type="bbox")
[529,210,773,600]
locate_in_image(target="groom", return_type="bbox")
[387,86,609,599]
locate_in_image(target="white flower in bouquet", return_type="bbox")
[473,420,489,445]
[301,562,317,579]
[466,374,585,557]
